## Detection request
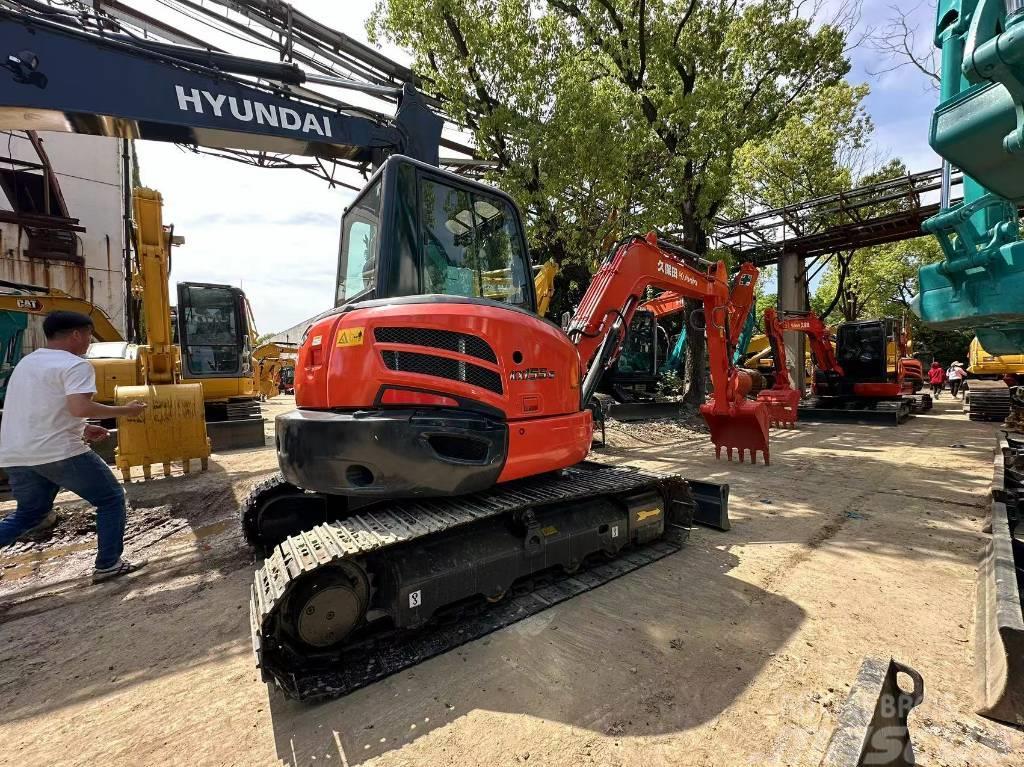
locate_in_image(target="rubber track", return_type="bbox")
[250,463,690,701]
[276,539,680,701]
[239,473,296,548]
[799,398,911,425]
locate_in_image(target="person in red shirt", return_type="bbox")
[927,361,946,398]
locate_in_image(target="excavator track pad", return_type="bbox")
[799,397,912,426]
[249,462,697,701]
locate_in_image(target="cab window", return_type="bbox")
[419,177,529,308]
[337,178,381,304]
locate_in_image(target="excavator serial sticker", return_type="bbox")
[542,525,558,536]
[409,590,422,608]
[635,508,662,522]
[336,327,365,347]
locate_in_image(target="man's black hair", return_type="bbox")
[43,311,94,340]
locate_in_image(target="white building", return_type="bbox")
[0,131,131,350]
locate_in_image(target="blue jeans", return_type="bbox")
[1,451,126,569]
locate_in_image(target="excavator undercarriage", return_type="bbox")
[249,463,706,701]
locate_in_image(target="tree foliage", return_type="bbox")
[371,0,853,400]
[728,82,873,221]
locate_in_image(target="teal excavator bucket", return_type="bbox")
[915,0,1024,353]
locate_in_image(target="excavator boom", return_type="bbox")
[570,234,769,462]
[0,284,123,342]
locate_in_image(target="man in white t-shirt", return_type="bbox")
[0,311,148,582]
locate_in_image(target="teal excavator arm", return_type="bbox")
[914,0,1024,353]
[732,309,757,366]
[660,327,687,376]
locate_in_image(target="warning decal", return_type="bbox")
[336,327,365,347]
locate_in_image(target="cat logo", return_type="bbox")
[15,299,41,311]
[336,327,365,347]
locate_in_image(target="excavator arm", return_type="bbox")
[0,8,442,166]
[757,308,840,428]
[568,233,770,462]
[0,283,123,341]
[769,310,842,375]
[533,259,558,317]
[639,262,759,352]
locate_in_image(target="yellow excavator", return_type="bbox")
[964,336,1024,422]
[0,282,266,432]
[112,188,211,480]
[252,341,298,400]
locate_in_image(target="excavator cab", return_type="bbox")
[601,308,667,400]
[176,282,253,381]
[335,155,536,311]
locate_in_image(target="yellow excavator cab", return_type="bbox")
[85,342,140,404]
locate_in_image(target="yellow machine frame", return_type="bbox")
[969,336,1024,377]
[253,341,298,400]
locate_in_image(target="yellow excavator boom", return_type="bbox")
[534,259,558,317]
[114,188,210,481]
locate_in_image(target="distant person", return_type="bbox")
[947,361,966,398]
[0,311,148,582]
[928,361,946,398]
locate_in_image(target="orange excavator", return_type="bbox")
[599,265,760,419]
[0,7,769,702]
[246,156,771,699]
[755,308,835,427]
[760,309,928,426]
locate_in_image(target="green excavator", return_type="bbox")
[921,0,1024,728]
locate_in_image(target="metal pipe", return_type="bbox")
[120,138,135,343]
[940,161,952,210]
[303,74,402,97]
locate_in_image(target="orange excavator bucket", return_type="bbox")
[756,387,800,428]
[700,400,771,464]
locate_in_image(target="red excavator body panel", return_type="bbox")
[296,299,582,418]
[282,297,592,496]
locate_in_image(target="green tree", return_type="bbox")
[371,0,851,402]
[728,82,873,222]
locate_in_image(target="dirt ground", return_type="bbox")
[1,395,1021,766]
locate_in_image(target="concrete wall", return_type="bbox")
[0,132,128,350]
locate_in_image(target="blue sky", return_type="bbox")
[136,0,941,333]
